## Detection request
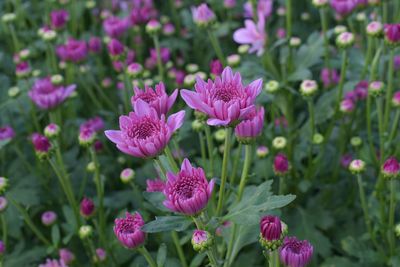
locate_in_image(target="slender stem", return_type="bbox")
[361,37,373,79]
[171,232,188,267]
[262,52,280,79]
[206,250,218,267]
[1,215,7,246]
[137,247,157,267]
[122,70,132,114]
[376,97,384,164]
[153,34,164,80]
[205,126,214,177]
[388,109,400,147]
[336,50,348,111]
[307,100,315,138]
[237,145,252,201]
[154,158,166,179]
[164,145,179,172]
[199,132,207,167]
[383,49,395,132]
[356,174,374,245]
[285,0,292,39]
[224,224,237,267]
[250,0,258,22]
[207,29,226,66]
[388,179,397,256]
[319,8,330,68]
[8,24,19,52]
[216,128,232,216]
[229,143,242,186]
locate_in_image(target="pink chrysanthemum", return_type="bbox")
[163,159,215,215]
[50,9,69,30]
[114,212,145,249]
[105,99,185,158]
[146,178,166,192]
[103,16,130,38]
[234,106,264,142]
[233,14,266,56]
[279,236,313,267]
[181,67,262,126]
[0,126,15,141]
[39,259,67,267]
[56,38,88,63]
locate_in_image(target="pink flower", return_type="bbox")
[105,100,185,158]
[28,77,76,110]
[210,59,223,76]
[31,133,52,155]
[276,28,286,39]
[59,248,75,264]
[0,241,4,255]
[146,178,166,192]
[15,61,31,77]
[233,14,266,56]
[320,68,340,88]
[103,16,130,38]
[41,211,57,226]
[340,99,355,113]
[150,47,170,63]
[279,237,313,267]
[80,197,95,218]
[163,159,215,215]
[50,10,69,30]
[181,67,262,126]
[354,80,368,100]
[384,24,400,44]
[260,215,282,241]
[131,82,178,116]
[39,259,67,267]
[0,126,15,141]
[88,37,102,53]
[192,4,216,26]
[114,212,146,249]
[224,0,236,8]
[273,153,289,176]
[130,0,157,25]
[95,248,106,262]
[392,91,400,106]
[234,106,264,141]
[243,0,273,20]
[381,156,400,178]
[330,0,358,16]
[80,117,105,133]
[394,55,400,71]
[56,38,88,63]
[107,38,124,57]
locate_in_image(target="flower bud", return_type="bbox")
[395,224,400,237]
[366,21,383,37]
[8,86,20,98]
[312,133,324,145]
[0,177,8,194]
[2,13,16,23]
[117,156,126,165]
[120,168,135,184]
[334,25,347,35]
[146,19,161,35]
[51,74,64,85]
[31,133,52,160]
[80,197,95,218]
[41,211,57,226]
[42,30,57,41]
[273,153,290,176]
[300,80,318,97]
[264,80,280,94]
[336,32,355,48]
[192,119,204,132]
[381,157,400,179]
[301,12,311,21]
[126,63,143,78]
[184,74,196,87]
[257,146,269,158]
[277,7,286,16]
[340,99,355,113]
[392,91,400,107]
[186,64,199,73]
[214,129,226,142]
[227,54,240,67]
[86,161,96,172]
[86,0,96,9]
[0,240,5,256]
[44,123,60,138]
[79,225,93,239]
[289,37,301,48]
[238,44,250,54]
[368,81,385,97]
[349,159,366,174]
[356,12,366,22]
[312,0,328,8]
[79,127,96,146]
[0,197,8,212]
[272,136,287,150]
[59,248,75,264]
[191,230,214,252]
[350,136,362,147]
[259,215,285,251]
[95,248,106,263]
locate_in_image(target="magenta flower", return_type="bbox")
[181,67,262,126]
[31,133,52,157]
[330,0,358,17]
[234,107,264,141]
[95,248,106,262]
[233,15,266,56]
[131,82,178,116]
[163,158,215,215]
[279,237,313,267]
[210,59,223,76]
[41,211,57,226]
[15,61,31,77]
[354,80,368,101]
[130,0,157,25]
[80,197,95,218]
[107,38,124,57]
[320,68,340,88]
[56,38,88,63]
[0,240,4,255]
[192,4,216,26]
[276,28,286,39]
[105,99,185,158]
[114,212,146,249]
[28,77,76,110]
[273,153,289,176]
[381,156,400,178]
[243,0,273,20]
[146,178,166,192]
[39,259,67,267]
[384,24,400,44]
[80,117,105,133]
[341,153,353,168]
[392,91,400,106]
[59,248,75,264]
[88,37,102,53]
[260,215,282,241]
[150,47,170,63]
[0,126,15,141]
[191,230,213,251]
[50,10,69,30]
[103,16,130,38]
[0,197,7,212]
[340,99,355,113]
[394,55,400,71]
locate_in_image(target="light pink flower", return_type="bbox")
[233,14,266,56]
[243,0,273,20]
[234,106,264,140]
[192,4,215,26]
[105,100,185,158]
[39,259,67,267]
[181,67,262,126]
[146,178,166,192]
[103,16,130,38]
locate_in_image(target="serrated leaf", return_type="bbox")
[142,216,192,233]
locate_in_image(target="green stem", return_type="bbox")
[122,69,132,114]
[8,24,19,52]
[229,143,242,186]
[237,145,252,201]
[361,37,373,79]
[205,126,214,177]
[137,247,157,267]
[216,128,232,216]
[388,179,397,256]
[376,97,384,164]
[387,109,400,147]
[1,214,7,246]
[171,232,188,267]
[154,158,167,180]
[307,100,315,138]
[383,49,395,132]
[285,0,292,39]
[153,34,164,80]
[356,174,374,246]
[206,250,218,267]
[319,8,330,68]
[199,132,207,167]
[224,224,236,267]
[207,29,226,66]
[336,50,348,111]
[262,52,280,79]
[168,0,181,34]
[164,145,179,172]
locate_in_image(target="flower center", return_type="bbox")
[288,241,303,254]
[127,118,159,139]
[174,175,201,199]
[213,84,240,102]
[138,91,158,103]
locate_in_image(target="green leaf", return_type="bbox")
[0,138,11,150]
[288,68,312,82]
[142,192,169,212]
[156,243,167,267]
[51,224,60,247]
[189,253,207,267]
[142,216,192,233]
[295,31,324,69]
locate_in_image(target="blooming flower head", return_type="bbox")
[103,16,130,38]
[146,178,166,192]
[192,4,216,26]
[80,197,95,218]
[381,156,400,179]
[59,248,75,264]
[56,38,88,62]
[80,117,105,133]
[244,0,273,20]
[235,106,264,143]
[191,230,214,252]
[131,82,178,116]
[163,158,215,215]
[384,24,400,46]
[349,159,366,174]
[233,14,266,56]
[114,212,146,249]
[320,68,340,88]
[31,133,52,159]
[130,0,157,25]
[107,38,125,58]
[39,259,67,267]
[41,211,57,226]
[279,236,313,267]
[50,9,69,30]
[330,0,358,17]
[273,153,289,176]
[0,125,15,141]
[29,77,76,110]
[88,37,102,53]
[105,99,185,158]
[181,67,262,126]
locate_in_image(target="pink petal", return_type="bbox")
[167,110,185,132]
